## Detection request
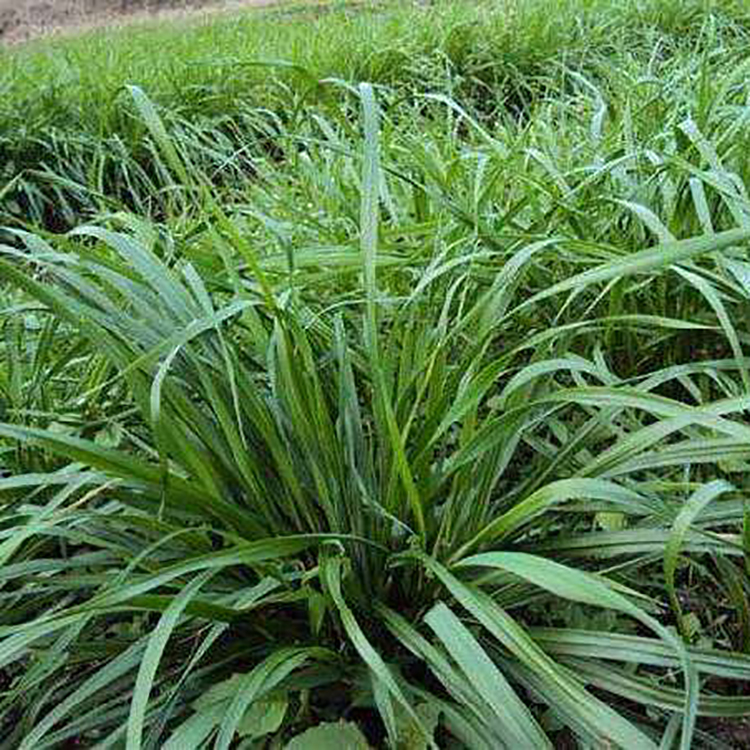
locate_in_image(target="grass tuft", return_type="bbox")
[1,0,750,747]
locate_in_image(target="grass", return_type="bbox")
[0,0,656,227]
[1,0,750,747]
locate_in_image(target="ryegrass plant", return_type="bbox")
[1,0,750,747]
[3,0,750,230]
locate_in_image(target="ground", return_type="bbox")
[0,0,281,44]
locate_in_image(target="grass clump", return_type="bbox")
[1,0,750,748]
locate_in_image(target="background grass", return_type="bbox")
[2,0,748,230]
[2,0,750,747]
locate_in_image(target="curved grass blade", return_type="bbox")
[424,602,550,748]
[413,554,658,749]
[126,570,217,750]
[664,481,734,640]
[454,552,698,748]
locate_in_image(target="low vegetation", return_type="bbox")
[1,0,750,747]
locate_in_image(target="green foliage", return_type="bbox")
[2,0,750,230]
[286,721,372,749]
[1,1,750,748]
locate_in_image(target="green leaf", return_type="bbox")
[664,481,734,640]
[17,640,146,750]
[530,628,750,680]
[424,602,550,748]
[454,552,698,748]
[238,697,288,739]
[127,570,217,750]
[162,705,224,750]
[214,648,333,750]
[320,553,420,744]
[454,478,650,559]
[358,82,424,537]
[413,554,658,749]
[519,227,750,315]
[126,85,190,188]
[285,721,371,750]
[192,674,244,712]
[395,702,441,750]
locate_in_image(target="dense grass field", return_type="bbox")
[2,0,750,746]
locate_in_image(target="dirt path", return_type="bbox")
[0,0,286,45]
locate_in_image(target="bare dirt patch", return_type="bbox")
[0,0,281,44]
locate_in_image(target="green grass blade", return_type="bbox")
[664,481,734,640]
[126,570,217,750]
[425,602,550,747]
[455,552,698,748]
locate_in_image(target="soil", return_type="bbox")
[0,0,282,44]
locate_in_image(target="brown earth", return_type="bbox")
[0,0,283,44]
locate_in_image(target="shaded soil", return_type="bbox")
[702,717,750,749]
[0,0,281,44]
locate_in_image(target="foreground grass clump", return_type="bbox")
[1,0,750,748]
